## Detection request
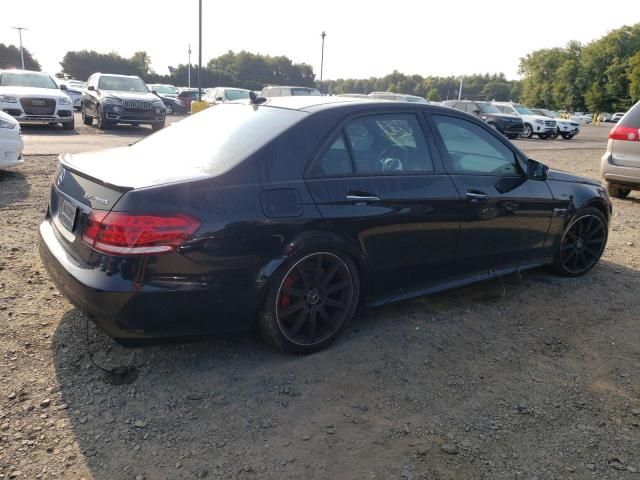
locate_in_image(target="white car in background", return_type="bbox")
[59,79,86,110]
[611,112,626,123]
[0,69,75,130]
[493,102,557,139]
[530,108,580,140]
[0,110,24,170]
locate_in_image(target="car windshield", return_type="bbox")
[514,105,535,115]
[291,88,321,96]
[225,89,250,101]
[478,103,502,114]
[153,85,178,94]
[98,76,149,93]
[0,72,57,89]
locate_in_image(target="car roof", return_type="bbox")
[95,73,143,79]
[262,85,318,90]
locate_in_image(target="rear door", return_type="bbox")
[428,113,555,273]
[305,109,461,301]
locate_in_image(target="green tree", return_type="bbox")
[629,51,640,102]
[0,43,40,70]
[427,88,441,102]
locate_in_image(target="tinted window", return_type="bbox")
[311,134,354,176]
[291,88,321,96]
[622,101,640,128]
[344,114,434,174]
[433,115,520,175]
[98,76,148,93]
[0,72,57,89]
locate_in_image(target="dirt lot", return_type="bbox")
[1,125,639,479]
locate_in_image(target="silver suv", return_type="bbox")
[601,100,640,198]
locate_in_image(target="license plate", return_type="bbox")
[58,198,77,232]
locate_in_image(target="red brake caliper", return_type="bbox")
[279,274,296,308]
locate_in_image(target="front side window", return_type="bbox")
[433,115,520,175]
[312,113,434,176]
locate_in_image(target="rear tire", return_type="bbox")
[561,133,574,140]
[549,128,559,139]
[551,207,608,277]
[607,183,631,199]
[258,251,360,354]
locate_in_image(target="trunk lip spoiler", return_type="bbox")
[59,153,134,194]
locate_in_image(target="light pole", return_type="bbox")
[188,44,192,88]
[457,76,464,100]
[198,0,202,101]
[320,31,326,92]
[12,27,27,70]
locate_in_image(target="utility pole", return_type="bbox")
[320,31,326,92]
[188,44,192,88]
[458,76,464,100]
[12,27,27,70]
[198,0,202,101]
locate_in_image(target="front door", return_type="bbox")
[305,111,461,301]
[429,113,556,274]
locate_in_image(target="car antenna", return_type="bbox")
[249,91,267,105]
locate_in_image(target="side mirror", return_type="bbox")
[88,85,96,91]
[151,90,158,95]
[215,96,223,102]
[60,84,68,91]
[527,158,549,180]
[472,109,481,116]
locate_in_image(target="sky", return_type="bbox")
[1,1,640,81]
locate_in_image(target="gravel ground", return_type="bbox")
[1,127,639,479]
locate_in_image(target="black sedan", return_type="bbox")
[39,97,611,353]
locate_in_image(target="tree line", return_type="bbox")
[0,43,41,71]
[518,23,640,112]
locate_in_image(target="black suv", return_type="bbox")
[442,100,524,139]
[81,73,166,131]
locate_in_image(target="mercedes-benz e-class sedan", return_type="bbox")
[40,96,611,353]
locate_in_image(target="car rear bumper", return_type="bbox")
[38,216,255,340]
[601,152,640,187]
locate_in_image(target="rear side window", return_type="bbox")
[622,101,640,128]
[433,115,520,175]
[311,113,434,176]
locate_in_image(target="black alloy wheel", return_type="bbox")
[81,107,92,125]
[553,208,607,276]
[165,103,173,114]
[259,251,359,353]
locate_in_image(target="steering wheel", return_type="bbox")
[377,144,408,172]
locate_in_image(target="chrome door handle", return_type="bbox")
[346,194,380,203]
[465,191,488,201]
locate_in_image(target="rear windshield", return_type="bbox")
[291,88,321,96]
[621,102,640,128]
[0,72,58,89]
[127,103,307,178]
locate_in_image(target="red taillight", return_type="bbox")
[609,125,640,142]
[82,212,201,255]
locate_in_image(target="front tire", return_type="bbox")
[151,121,165,132]
[607,183,631,199]
[552,207,608,277]
[82,108,93,125]
[549,128,559,139]
[258,251,360,354]
[96,105,112,130]
[521,123,534,138]
[62,118,75,131]
[164,103,173,115]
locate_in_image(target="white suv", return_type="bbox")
[530,108,580,140]
[0,69,75,130]
[493,102,556,139]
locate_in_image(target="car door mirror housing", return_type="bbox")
[60,84,68,91]
[88,85,96,91]
[216,97,223,102]
[527,158,549,180]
